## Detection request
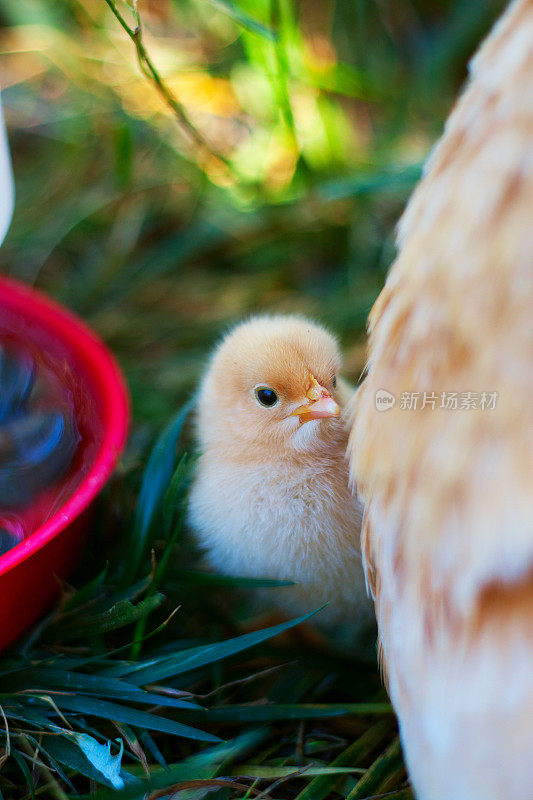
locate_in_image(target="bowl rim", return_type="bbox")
[0,275,130,575]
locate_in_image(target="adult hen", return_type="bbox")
[350,1,533,798]
[188,314,366,630]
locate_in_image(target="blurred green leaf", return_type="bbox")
[206,0,277,40]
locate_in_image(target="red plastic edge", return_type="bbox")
[0,274,130,576]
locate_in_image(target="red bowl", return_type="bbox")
[0,275,130,650]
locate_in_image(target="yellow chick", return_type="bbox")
[188,314,367,630]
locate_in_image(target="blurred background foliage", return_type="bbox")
[0,0,505,426]
[0,1,507,796]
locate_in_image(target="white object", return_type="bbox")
[0,93,14,247]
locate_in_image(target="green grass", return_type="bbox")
[0,407,394,798]
[0,0,505,795]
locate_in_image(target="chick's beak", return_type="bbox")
[290,375,341,425]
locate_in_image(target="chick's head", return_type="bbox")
[196,315,344,456]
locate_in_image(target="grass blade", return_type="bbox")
[345,737,404,800]
[102,608,324,684]
[293,719,392,800]
[47,695,219,743]
[126,400,194,582]
[172,571,294,588]
[199,703,391,723]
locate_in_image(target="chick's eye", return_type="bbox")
[255,386,278,407]
[332,375,337,388]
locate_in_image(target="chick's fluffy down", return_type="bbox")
[188,315,367,630]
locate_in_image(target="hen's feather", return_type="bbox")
[349,1,533,797]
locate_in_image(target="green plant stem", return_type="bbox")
[102,0,236,177]
[18,737,69,800]
[129,505,187,661]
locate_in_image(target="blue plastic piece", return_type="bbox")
[0,345,78,508]
[0,528,18,556]
[0,346,35,422]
